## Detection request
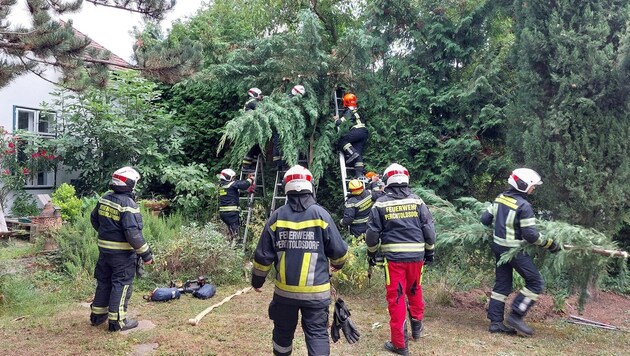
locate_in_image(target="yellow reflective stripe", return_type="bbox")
[425,243,435,251]
[505,210,516,242]
[351,217,369,224]
[380,242,425,252]
[119,284,129,320]
[136,243,149,254]
[491,291,508,302]
[330,251,348,265]
[108,312,118,321]
[274,281,330,293]
[270,219,329,231]
[496,195,518,210]
[521,287,539,301]
[520,218,536,227]
[91,306,108,314]
[352,123,366,129]
[419,264,424,285]
[98,239,133,250]
[299,253,311,286]
[493,236,524,247]
[367,244,379,253]
[279,252,286,284]
[384,259,390,285]
[219,206,239,212]
[374,198,424,208]
[254,261,272,272]
[542,239,553,248]
[342,143,352,150]
[99,198,140,213]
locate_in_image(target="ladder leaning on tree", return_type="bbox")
[238,156,265,250]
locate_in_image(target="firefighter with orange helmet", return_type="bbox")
[366,163,436,355]
[252,165,349,356]
[90,167,152,332]
[340,179,373,238]
[336,92,368,178]
[481,168,560,336]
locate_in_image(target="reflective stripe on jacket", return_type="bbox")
[252,203,348,307]
[480,189,543,248]
[218,179,252,210]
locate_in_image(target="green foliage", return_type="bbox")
[47,71,184,196]
[9,191,39,217]
[51,183,82,222]
[56,210,99,280]
[150,223,245,285]
[161,163,217,222]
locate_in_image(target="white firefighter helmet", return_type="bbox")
[291,85,305,96]
[283,165,313,194]
[111,166,140,190]
[383,163,409,186]
[220,168,236,181]
[508,168,542,193]
[248,87,262,99]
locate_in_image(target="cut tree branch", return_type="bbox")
[563,244,629,259]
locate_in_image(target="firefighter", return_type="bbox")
[272,85,306,171]
[242,87,263,170]
[218,168,254,242]
[340,179,373,239]
[366,163,436,355]
[335,93,368,178]
[252,165,349,356]
[481,168,561,336]
[89,167,152,332]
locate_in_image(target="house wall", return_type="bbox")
[0,71,78,213]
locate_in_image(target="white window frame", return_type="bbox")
[13,106,57,189]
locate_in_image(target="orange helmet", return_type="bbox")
[365,171,377,180]
[343,93,357,107]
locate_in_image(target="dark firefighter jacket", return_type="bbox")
[244,98,259,111]
[366,185,435,262]
[252,193,349,307]
[218,178,253,213]
[90,191,152,261]
[337,108,367,130]
[341,190,373,235]
[480,188,546,249]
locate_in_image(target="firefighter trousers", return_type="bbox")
[92,250,136,327]
[385,260,424,349]
[338,127,368,175]
[219,211,240,239]
[488,247,544,322]
[268,300,330,356]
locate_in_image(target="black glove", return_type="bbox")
[334,298,360,344]
[135,256,145,278]
[331,317,341,343]
[424,252,434,265]
[546,239,561,254]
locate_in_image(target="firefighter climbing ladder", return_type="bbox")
[239,157,265,250]
[333,84,354,200]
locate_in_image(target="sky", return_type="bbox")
[10,0,208,61]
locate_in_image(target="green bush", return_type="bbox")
[150,222,245,285]
[51,183,82,222]
[10,190,39,217]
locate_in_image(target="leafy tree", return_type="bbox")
[509,0,630,233]
[47,70,183,195]
[0,0,199,89]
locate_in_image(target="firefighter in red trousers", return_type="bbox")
[90,167,152,332]
[481,168,560,336]
[366,163,436,355]
[252,165,349,356]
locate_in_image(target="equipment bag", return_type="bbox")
[193,284,216,300]
[145,287,181,302]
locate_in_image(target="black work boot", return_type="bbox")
[108,319,139,332]
[489,321,516,335]
[90,313,108,326]
[343,145,360,164]
[384,341,409,355]
[506,313,534,336]
[411,318,424,340]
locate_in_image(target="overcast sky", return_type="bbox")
[11,0,207,61]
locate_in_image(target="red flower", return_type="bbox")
[47,154,55,160]
[22,168,30,175]
[31,152,40,158]
[7,142,15,148]
[2,169,9,175]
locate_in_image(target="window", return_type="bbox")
[13,107,57,188]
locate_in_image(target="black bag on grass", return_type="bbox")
[146,287,181,302]
[193,284,216,300]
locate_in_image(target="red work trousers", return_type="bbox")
[385,260,424,349]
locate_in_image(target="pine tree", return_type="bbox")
[509,0,630,233]
[0,0,200,90]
